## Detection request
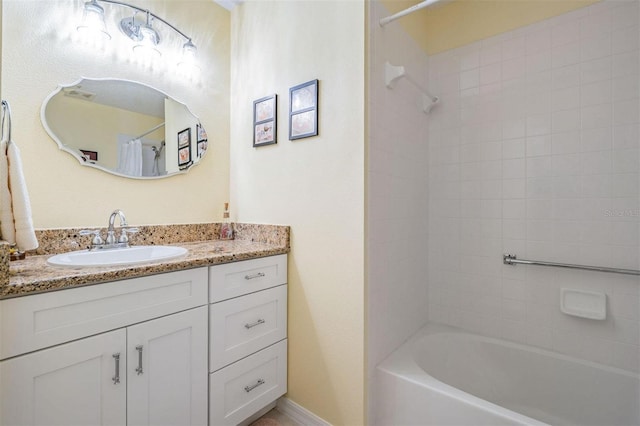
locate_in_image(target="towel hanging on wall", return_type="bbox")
[0,100,38,251]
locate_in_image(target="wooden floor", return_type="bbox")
[250,408,300,426]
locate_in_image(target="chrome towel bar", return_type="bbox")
[503,254,640,276]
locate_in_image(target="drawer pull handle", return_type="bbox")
[244,378,265,393]
[245,272,266,280]
[244,319,266,329]
[112,353,121,384]
[135,345,144,375]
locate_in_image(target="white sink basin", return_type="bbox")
[47,245,188,267]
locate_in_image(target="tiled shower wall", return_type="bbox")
[427,0,640,372]
[368,1,430,377]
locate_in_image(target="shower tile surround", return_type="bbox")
[0,223,289,298]
[427,1,640,372]
[368,0,431,381]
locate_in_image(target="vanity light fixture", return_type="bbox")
[77,0,198,67]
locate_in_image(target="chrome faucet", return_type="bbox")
[80,209,138,251]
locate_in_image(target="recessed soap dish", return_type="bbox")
[560,288,607,320]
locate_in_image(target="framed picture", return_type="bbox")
[80,149,98,162]
[177,128,191,167]
[289,79,318,140]
[253,94,277,147]
[196,123,208,142]
[197,140,208,158]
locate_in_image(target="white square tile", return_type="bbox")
[552,109,580,133]
[459,48,480,71]
[503,138,526,159]
[611,1,640,30]
[526,135,552,157]
[613,124,640,150]
[581,151,612,175]
[581,174,612,197]
[502,36,525,60]
[527,113,552,136]
[612,25,640,55]
[612,51,639,78]
[581,57,612,84]
[527,156,553,177]
[527,199,554,220]
[527,51,552,74]
[503,158,526,179]
[503,219,526,240]
[552,42,581,69]
[553,175,581,198]
[552,86,580,112]
[504,178,526,199]
[580,80,612,107]
[504,199,526,219]
[553,64,581,90]
[502,57,526,81]
[480,63,502,86]
[582,103,613,129]
[614,99,640,126]
[526,29,551,55]
[551,20,580,47]
[460,68,480,90]
[581,34,612,62]
[613,149,640,173]
[581,127,612,152]
[613,75,640,102]
[552,153,582,176]
[480,43,502,66]
[527,177,553,198]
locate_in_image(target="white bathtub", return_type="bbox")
[374,323,639,426]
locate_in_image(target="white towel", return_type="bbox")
[0,140,38,250]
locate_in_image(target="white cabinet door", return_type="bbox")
[0,329,126,426]
[127,306,208,426]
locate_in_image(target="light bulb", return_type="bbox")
[77,0,111,42]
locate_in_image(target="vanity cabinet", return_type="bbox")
[208,254,288,426]
[0,269,208,426]
[0,254,288,426]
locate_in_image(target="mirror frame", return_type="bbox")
[40,77,206,180]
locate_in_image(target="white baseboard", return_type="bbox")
[276,397,332,426]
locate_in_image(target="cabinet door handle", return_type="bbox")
[135,345,144,375]
[112,353,121,384]
[244,378,265,393]
[244,319,266,329]
[244,272,265,280]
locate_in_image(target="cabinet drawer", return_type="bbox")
[209,340,287,426]
[210,285,287,372]
[0,268,208,360]
[209,255,287,303]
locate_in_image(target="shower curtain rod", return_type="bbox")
[379,0,442,26]
[130,122,165,142]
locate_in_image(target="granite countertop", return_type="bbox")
[2,223,290,299]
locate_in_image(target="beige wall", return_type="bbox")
[380,0,599,54]
[230,1,366,424]
[1,0,230,228]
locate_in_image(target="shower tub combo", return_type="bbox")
[375,323,639,426]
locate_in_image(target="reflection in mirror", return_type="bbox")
[41,78,208,179]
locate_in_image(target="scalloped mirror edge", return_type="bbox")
[41,77,208,180]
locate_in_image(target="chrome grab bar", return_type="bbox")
[503,254,640,276]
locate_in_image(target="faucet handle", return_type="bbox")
[118,227,139,244]
[79,229,104,246]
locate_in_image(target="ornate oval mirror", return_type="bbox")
[41,78,208,179]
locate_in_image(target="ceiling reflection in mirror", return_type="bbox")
[41,78,208,179]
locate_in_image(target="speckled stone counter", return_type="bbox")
[0,242,9,288]
[2,223,289,299]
